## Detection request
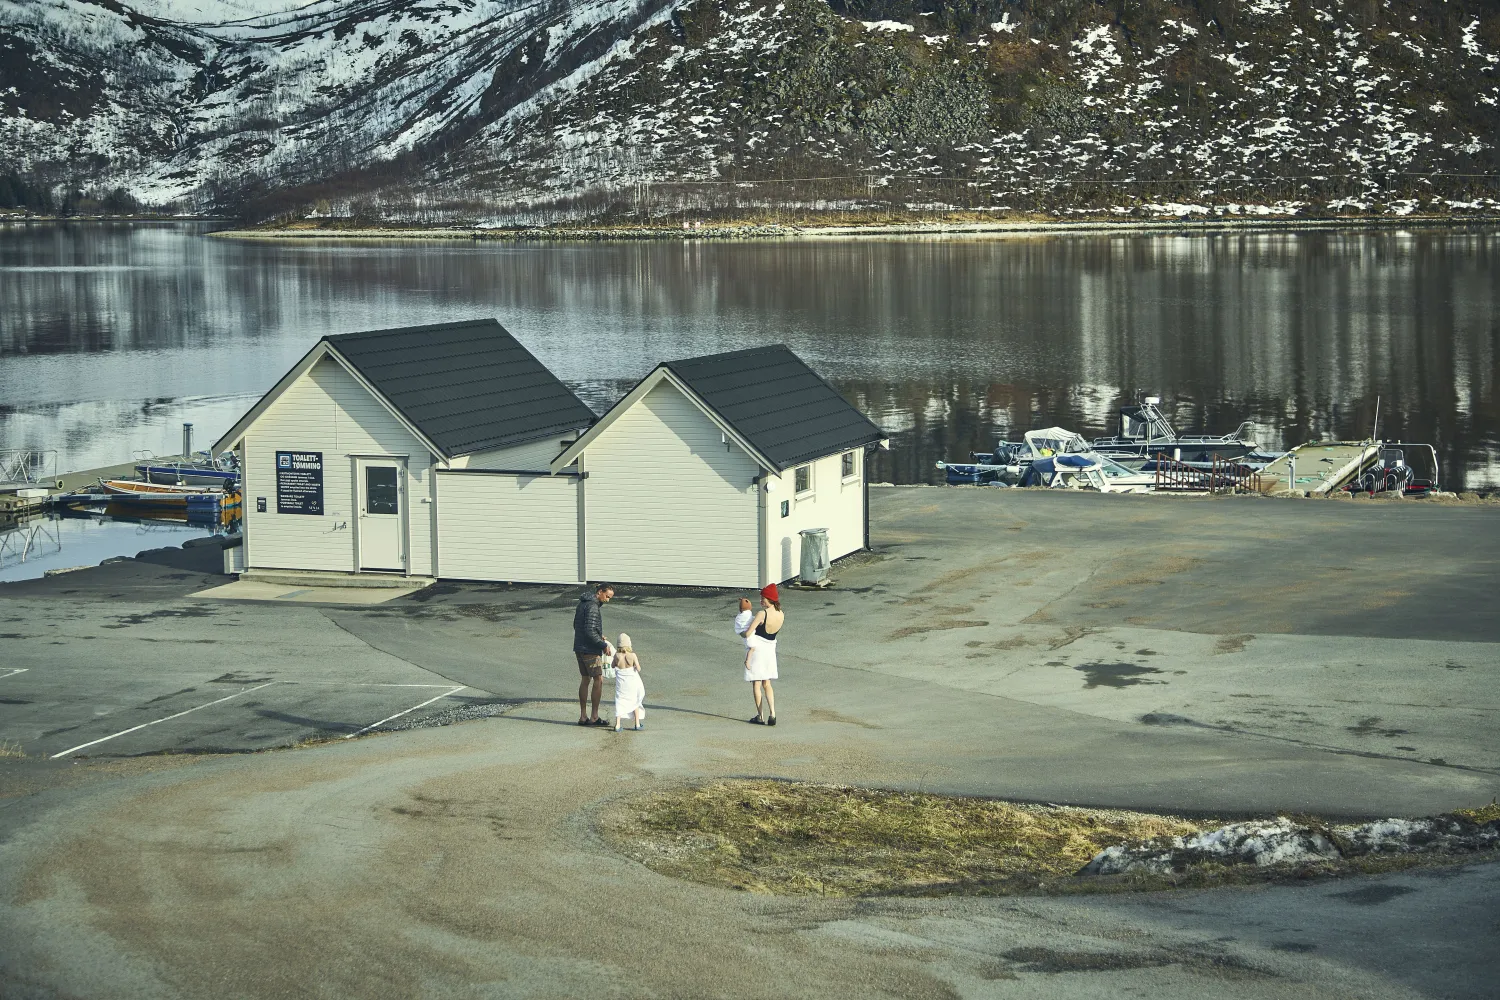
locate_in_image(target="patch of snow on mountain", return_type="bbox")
[1071,24,1123,91]
[124,0,309,22]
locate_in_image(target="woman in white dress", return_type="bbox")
[612,633,646,732]
[745,583,784,726]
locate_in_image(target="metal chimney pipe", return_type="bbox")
[182,422,194,460]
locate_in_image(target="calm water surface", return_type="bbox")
[2,222,1497,491]
[0,512,213,583]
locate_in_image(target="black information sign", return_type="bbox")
[275,451,324,515]
[256,497,267,513]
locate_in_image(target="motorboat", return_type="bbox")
[1340,443,1440,497]
[1091,397,1261,464]
[939,427,1155,493]
[941,427,1090,485]
[1021,453,1155,493]
[135,450,240,488]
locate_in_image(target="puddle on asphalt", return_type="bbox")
[1330,884,1416,906]
[1076,661,1166,689]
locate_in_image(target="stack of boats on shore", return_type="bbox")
[939,398,1281,495]
[63,452,242,524]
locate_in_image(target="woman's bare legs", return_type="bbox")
[762,680,776,723]
[750,681,765,720]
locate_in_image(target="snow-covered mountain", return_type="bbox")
[3,0,1498,220]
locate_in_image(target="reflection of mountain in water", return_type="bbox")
[0,224,1495,487]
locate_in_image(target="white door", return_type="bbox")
[357,459,405,571]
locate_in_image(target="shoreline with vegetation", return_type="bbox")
[205,214,1500,242]
[7,211,1499,241]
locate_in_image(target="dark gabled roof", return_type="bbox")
[663,345,885,470]
[325,319,595,457]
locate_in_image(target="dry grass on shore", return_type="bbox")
[603,782,1500,897]
[602,780,1210,896]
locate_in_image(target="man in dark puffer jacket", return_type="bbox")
[573,583,615,726]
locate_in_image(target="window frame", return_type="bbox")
[793,464,813,498]
[365,465,401,516]
[841,450,859,482]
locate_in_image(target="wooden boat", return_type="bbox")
[98,479,235,509]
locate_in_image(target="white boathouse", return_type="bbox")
[213,319,596,582]
[215,323,886,589]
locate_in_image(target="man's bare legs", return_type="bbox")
[578,675,602,723]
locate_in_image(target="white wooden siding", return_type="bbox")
[242,356,435,575]
[762,448,865,584]
[451,436,573,471]
[583,382,761,588]
[435,472,580,583]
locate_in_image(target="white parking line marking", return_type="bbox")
[280,681,458,688]
[0,668,27,680]
[50,681,279,759]
[346,685,466,738]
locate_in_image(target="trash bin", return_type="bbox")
[799,527,830,587]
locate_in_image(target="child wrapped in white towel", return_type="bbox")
[612,633,646,732]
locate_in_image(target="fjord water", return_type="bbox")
[1,222,1497,489]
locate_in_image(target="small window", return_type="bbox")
[780,499,790,518]
[841,451,857,479]
[365,466,399,515]
[794,465,812,495]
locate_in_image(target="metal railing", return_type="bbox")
[0,449,58,485]
[1152,453,1263,494]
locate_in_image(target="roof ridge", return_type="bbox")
[323,318,498,342]
[665,343,791,368]
[654,344,883,472]
[323,319,594,457]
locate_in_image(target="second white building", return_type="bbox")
[553,343,888,588]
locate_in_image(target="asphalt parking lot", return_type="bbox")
[0,546,498,759]
[3,488,1496,800]
[1,488,1497,999]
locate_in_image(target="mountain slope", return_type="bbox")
[3,0,1498,219]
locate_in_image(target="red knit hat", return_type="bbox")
[760,583,779,603]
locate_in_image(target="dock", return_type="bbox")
[0,455,192,522]
[1256,442,1377,494]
